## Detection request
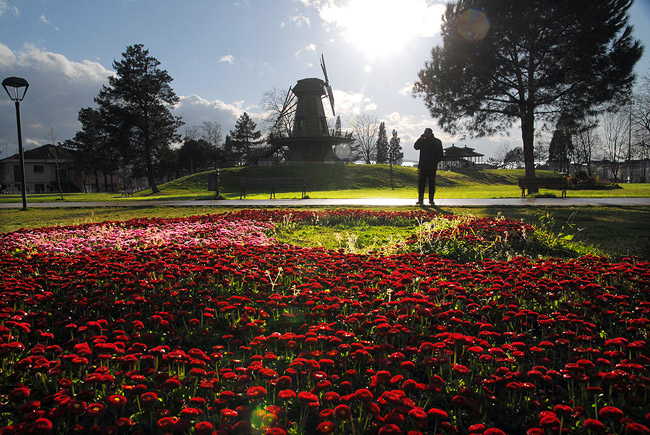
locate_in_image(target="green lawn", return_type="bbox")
[2,166,648,202]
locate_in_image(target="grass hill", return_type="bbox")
[162,164,547,193]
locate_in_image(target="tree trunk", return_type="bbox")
[521,109,537,194]
[94,170,100,193]
[145,141,159,194]
[143,110,159,194]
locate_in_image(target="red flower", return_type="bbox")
[116,417,135,428]
[86,403,106,418]
[540,414,560,429]
[354,389,373,402]
[297,391,319,405]
[452,364,470,376]
[106,394,127,408]
[468,424,486,434]
[484,429,507,435]
[140,392,159,407]
[278,389,296,401]
[180,407,200,418]
[334,404,352,420]
[408,408,428,422]
[194,421,214,435]
[33,418,53,433]
[626,423,650,435]
[553,404,573,416]
[428,408,448,420]
[583,419,606,433]
[599,406,624,420]
[8,387,30,402]
[378,423,403,435]
[66,400,87,415]
[245,386,267,401]
[322,391,340,405]
[157,416,178,431]
[221,408,238,420]
[163,378,182,390]
[317,421,335,434]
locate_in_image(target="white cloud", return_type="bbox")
[295,43,316,57]
[364,102,377,111]
[39,14,59,31]
[0,0,19,17]
[398,82,413,96]
[0,44,114,156]
[219,54,234,64]
[332,89,377,116]
[173,94,244,137]
[282,13,310,28]
[0,42,16,65]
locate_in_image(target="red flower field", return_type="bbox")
[0,209,648,434]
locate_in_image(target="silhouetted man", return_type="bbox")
[414,128,443,205]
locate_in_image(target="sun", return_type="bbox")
[320,0,444,58]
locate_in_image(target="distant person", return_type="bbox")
[414,128,443,205]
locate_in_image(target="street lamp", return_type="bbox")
[2,77,29,210]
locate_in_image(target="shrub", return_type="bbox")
[567,170,621,190]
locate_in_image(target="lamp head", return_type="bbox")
[2,77,29,102]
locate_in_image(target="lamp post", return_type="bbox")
[2,77,29,210]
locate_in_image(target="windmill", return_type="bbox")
[321,54,336,117]
[268,55,352,164]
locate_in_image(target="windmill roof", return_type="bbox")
[293,78,326,95]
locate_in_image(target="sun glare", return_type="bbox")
[320,0,444,58]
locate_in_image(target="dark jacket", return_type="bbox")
[414,135,443,170]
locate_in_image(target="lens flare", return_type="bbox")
[457,9,490,41]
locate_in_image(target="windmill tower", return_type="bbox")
[268,55,353,164]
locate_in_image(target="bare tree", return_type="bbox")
[492,143,512,169]
[261,87,294,138]
[573,121,600,175]
[632,74,650,181]
[600,111,628,182]
[632,74,650,143]
[185,121,223,146]
[350,114,379,164]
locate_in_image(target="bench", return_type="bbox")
[240,178,308,199]
[518,177,568,198]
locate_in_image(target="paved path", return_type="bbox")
[1,197,649,208]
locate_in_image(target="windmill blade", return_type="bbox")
[320,54,329,86]
[321,54,335,116]
[327,84,336,117]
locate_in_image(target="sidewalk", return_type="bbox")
[1,197,650,208]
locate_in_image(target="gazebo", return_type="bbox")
[440,144,484,169]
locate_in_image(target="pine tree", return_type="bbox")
[334,116,342,137]
[549,114,577,173]
[95,44,183,193]
[229,112,262,166]
[375,122,389,164]
[389,130,403,166]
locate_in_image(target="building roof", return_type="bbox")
[444,144,484,158]
[1,144,68,162]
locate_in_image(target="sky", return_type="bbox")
[1,0,649,163]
